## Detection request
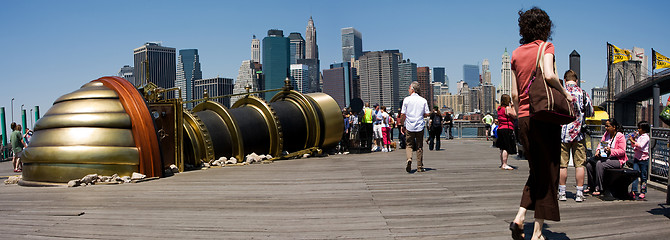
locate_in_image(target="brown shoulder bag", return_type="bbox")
[526,42,576,125]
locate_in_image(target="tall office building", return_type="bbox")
[482,59,491,85]
[133,42,176,98]
[262,29,290,101]
[469,86,481,112]
[417,67,433,109]
[305,17,318,60]
[290,64,309,93]
[232,60,263,103]
[176,49,202,109]
[358,50,401,110]
[398,59,418,103]
[433,67,446,84]
[341,27,363,63]
[118,65,134,85]
[463,64,480,87]
[481,84,496,114]
[570,50,580,86]
[251,35,261,64]
[499,48,513,98]
[458,81,470,113]
[296,58,320,93]
[193,77,234,108]
[322,62,351,108]
[432,82,443,104]
[288,32,305,64]
[436,93,464,114]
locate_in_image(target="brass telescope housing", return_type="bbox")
[20,76,343,185]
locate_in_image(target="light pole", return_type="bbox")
[30,108,33,128]
[11,98,14,123]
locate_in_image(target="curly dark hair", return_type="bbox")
[518,7,553,44]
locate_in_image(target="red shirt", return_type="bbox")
[511,40,555,118]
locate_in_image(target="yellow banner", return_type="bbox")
[656,51,670,70]
[610,44,630,64]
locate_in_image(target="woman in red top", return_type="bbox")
[496,94,516,170]
[508,7,574,240]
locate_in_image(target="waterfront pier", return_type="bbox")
[1,139,669,239]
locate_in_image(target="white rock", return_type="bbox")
[202,162,210,168]
[303,154,311,158]
[218,157,227,161]
[80,174,98,184]
[67,179,80,187]
[265,155,273,160]
[226,157,237,164]
[169,164,179,173]
[131,172,146,180]
[121,176,131,183]
[4,176,22,185]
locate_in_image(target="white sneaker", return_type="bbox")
[575,192,584,202]
[382,148,388,152]
[558,192,567,201]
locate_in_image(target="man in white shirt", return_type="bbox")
[400,81,430,172]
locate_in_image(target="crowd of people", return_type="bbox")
[335,7,653,240]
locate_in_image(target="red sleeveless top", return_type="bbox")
[497,106,514,130]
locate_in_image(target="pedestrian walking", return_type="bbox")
[400,81,430,173]
[443,111,454,139]
[508,7,574,240]
[427,106,442,150]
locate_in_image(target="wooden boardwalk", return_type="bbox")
[1,139,669,239]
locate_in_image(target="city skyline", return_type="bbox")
[2,0,669,122]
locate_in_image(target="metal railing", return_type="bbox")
[452,121,488,139]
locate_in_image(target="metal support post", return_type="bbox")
[653,84,660,128]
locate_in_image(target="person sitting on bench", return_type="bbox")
[586,118,628,196]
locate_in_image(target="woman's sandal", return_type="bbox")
[591,191,601,196]
[509,222,524,240]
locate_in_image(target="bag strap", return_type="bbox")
[525,42,548,94]
[536,42,548,72]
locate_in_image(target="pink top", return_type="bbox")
[497,106,514,130]
[597,132,628,166]
[511,40,555,118]
[633,133,650,161]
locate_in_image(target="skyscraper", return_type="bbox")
[133,42,176,98]
[358,50,401,110]
[323,62,351,108]
[251,35,260,64]
[296,58,320,93]
[118,65,134,85]
[482,59,491,85]
[193,77,234,108]
[232,60,262,103]
[499,48,513,98]
[463,64,480,87]
[398,59,417,102]
[433,67,446,84]
[290,64,309,93]
[305,17,318,60]
[288,32,305,64]
[341,27,363,63]
[262,29,290,101]
[417,66,433,109]
[176,49,202,108]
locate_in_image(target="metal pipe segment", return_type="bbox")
[20,76,343,185]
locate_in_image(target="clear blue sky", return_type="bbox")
[1,0,669,128]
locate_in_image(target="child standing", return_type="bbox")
[628,121,650,200]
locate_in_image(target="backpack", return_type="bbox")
[431,113,442,128]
